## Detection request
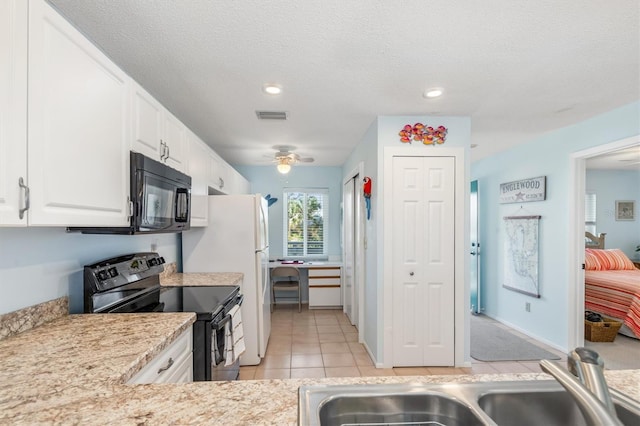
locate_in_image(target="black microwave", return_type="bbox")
[68,152,191,235]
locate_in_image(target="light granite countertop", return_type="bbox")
[160,271,243,287]
[1,311,639,425]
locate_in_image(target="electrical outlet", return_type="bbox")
[525,302,531,312]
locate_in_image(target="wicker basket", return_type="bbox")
[584,316,622,342]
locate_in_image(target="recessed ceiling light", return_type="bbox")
[423,88,443,98]
[263,84,282,95]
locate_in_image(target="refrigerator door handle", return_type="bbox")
[255,245,269,254]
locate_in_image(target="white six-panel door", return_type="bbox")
[392,156,455,366]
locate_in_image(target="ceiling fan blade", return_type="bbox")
[298,157,314,163]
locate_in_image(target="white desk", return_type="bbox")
[268,261,343,308]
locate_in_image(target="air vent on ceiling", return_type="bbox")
[256,110,288,120]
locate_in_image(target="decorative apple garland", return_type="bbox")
[399,123,448,145]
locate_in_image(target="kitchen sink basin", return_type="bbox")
[298,380,640,426]
[478,390,590,426]
[477,385,640,426]
[318,393,484,426]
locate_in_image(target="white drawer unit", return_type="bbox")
[127,327,193,384]
[308,266,342,308]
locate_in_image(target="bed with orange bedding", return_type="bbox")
[585,269,640,338]
[584,247,640,338]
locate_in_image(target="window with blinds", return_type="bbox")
[585,192,597,235]
[284,188,328,258]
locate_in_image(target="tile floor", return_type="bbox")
[239,305,568,380]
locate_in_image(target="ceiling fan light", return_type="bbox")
[277,163,291,174]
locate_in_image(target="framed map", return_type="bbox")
[503,215,542,298]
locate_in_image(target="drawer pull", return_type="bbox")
[157,357,174,374]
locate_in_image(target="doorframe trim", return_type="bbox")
[343,162,366,343]
[382,147,467,368]
[568,134,640,350]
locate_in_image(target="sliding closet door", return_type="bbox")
[392,156,455,366]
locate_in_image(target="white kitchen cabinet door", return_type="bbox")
[27,0,130,226]
[392,156,455,367]
[0,0,28,226]
[127,327,193,384]
[236,173,250,194]
[131,82,164,160]
[208,152,228,194]
[226,168,250,195]
[162,110,187,172]
[186,132,209,226]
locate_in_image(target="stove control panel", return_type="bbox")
[84,252,165,293]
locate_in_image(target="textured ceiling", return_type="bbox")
[48,0,640,166]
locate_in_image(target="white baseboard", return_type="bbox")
[490,314,567,353]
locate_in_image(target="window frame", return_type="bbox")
[282,188,329,259]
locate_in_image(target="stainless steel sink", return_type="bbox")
[318,393,485,426]
[298,381,640,426]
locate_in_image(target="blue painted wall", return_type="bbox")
[586,169,640,257]
[234,165,343,260]
[471,101,640,350]
[0,228,180,314]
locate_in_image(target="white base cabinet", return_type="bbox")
[127,327,193,384]
[308,267,342,308]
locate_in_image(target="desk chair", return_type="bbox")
[271,267,301,312]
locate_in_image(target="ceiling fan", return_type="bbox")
[268,146,314,174]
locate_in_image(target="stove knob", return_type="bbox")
[108,267,118,278]
[147,258,157,267]
[158,257,165,264]
[97,270,108,281]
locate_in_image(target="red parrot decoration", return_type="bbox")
[363,177,372,220]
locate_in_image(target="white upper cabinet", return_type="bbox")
[131,82,164,160]
[186,131,209,226]
[27,0,130,226]
[0,0,28,226]
[162,110,187,172]
[209,152,228,194]
[131,81,187,173]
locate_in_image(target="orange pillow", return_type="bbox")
[584,249,602,271]
[589,249,636,270]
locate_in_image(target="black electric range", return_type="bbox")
[83,252,242,381]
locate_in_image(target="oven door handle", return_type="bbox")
[212,313,232,331]
[151,302,165,312]
[235,294,244,306]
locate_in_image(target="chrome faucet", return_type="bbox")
[540,347,622,426]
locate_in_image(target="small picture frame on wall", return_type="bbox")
[615,200,635,221]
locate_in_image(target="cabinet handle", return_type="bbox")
[409,272,414,276]
[166,144,170,161]
[160,140,167,161]
[157,357,174,374]
[18,177,30,220]
[219,177,224,189]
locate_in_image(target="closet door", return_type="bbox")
[392,156,455,366]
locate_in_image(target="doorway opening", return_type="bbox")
[569,135,640,369]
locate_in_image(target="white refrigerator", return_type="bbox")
[182,194,271,366]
